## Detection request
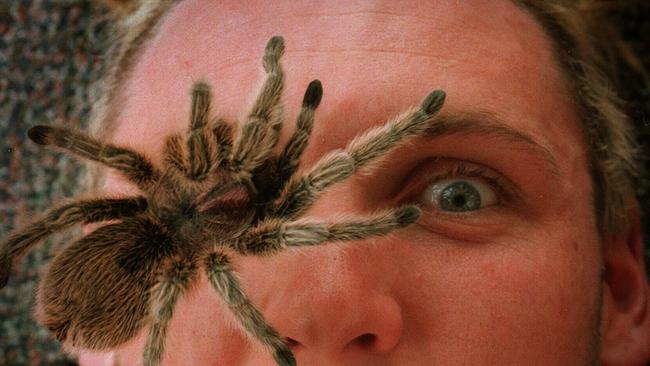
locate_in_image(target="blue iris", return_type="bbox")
[439,181,481,212]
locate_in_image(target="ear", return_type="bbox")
[95,0,139,16]
[600,205,650,365]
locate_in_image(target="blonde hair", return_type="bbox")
[514,0,647,235]
[89,0,645,236]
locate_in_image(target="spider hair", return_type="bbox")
[0,36,446,366]
[90,0,646,239]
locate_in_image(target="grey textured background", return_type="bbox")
[0,1,109,364]
[0,1,648,365]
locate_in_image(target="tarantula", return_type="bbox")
[0,36,445,366]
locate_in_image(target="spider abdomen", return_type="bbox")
[36,217,175,350]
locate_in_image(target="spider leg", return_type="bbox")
[210,118,234,171]
[0,196,147,288]
[189,82,211,131]
[27,125,159,188]
[187,83,221,180]
[210,118,234,176]
[277,80,323,179]
[204,247,296,366]
[162,133,186,174]
[272,90,446,219]
[230,36,286,178]
[236,205,420,255]
[258,79,323,202]
[160,83,220,181]
[144,256,198,366]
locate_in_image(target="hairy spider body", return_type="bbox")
[0,36,445,366]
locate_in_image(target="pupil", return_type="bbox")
[452,194,466,207]
[439,181,481,212]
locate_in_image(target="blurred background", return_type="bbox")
[0,0,648,365]
[1,1,109,364]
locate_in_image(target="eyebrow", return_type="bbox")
[424,109,561,175]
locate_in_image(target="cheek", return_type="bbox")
[113,272,263,365]
[396,227,602,363]
[110,225,602,364]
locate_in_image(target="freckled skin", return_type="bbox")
[83,0,608,365]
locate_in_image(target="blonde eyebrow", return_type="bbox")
[425,109,561,175]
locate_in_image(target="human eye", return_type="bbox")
[424,178,497,213]
[397,158,519,240]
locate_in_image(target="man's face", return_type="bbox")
[92,0,604,364]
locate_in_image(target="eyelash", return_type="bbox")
[401,158,518,215]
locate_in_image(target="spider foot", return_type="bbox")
[274,347,297,366]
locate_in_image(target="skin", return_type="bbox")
[78,0,650,365]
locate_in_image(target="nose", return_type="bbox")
[248,246,404,362]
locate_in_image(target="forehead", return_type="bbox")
[111,0,583,167]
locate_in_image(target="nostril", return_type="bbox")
[353,333,377,347]
[285,337,301,349]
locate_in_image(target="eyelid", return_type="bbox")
[395,157,521,209]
